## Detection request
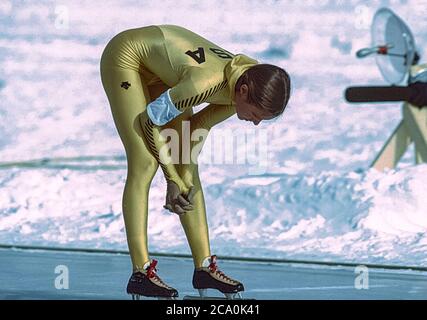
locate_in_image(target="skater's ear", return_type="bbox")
[236,64,291,120]
[238,84,249,101]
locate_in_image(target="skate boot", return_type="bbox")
[192,255,244,299]
[126,259,178,300]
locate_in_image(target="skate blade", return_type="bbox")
[130,294,177,300]
[183,291,252,300]
[183,295,235,300]
[131,294,141,300]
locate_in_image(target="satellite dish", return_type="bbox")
[371,8,416,84]
[347,8,427,107]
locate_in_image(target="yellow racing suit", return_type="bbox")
[100,24,258,270]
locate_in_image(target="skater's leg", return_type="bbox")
[179,171,211,268]
[100,65,158,271]
[159,106,211,269]
[175,161,211,268]
[177,166,244,297]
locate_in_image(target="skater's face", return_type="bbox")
[235,84,272,126]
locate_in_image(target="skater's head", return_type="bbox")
[234,64,291,126]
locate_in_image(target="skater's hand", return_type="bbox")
[163,182,196,215]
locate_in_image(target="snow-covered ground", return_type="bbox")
[1,0,427,266]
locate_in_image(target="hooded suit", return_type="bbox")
[100,25,258,270]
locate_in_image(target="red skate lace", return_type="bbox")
[208,255,235,283]
[146,259,158,278]
[145,259,170,288]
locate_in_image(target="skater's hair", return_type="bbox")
[235,64,291,119]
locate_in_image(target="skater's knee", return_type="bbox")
[127,159,158,181]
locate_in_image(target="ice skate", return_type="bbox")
[184,255,245,300]
[126,259,178,300]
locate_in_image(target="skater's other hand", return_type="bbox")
[164,182,194,215]
[186,186,196,205]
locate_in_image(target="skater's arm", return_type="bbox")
[141,68,231,205]
[191,103,236,131]
[139,112,192,195]
[146,69,228,126]
[140,103,235,191]
[179,103,236,185]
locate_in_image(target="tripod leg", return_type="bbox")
[371,119,411,171]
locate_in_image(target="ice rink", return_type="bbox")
[1,247,426,300]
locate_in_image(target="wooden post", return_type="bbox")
[403,102,427,162]
[371,119,411,170]
[371,64,427,171]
